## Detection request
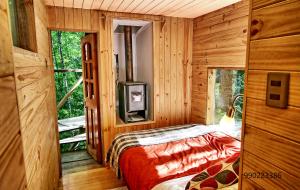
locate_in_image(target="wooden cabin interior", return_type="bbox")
[0,0,299,189]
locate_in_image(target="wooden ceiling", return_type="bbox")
[44,0,241,18]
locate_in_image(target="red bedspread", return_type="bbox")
[119,132,240,190]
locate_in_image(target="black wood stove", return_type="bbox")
[117,25,149,123]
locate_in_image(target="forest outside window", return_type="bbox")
[8,0,37,52]
[207,69,245,126]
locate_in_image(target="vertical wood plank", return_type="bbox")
[73,8,83,30]
[170,17,178,125]
[159,18,165,126]
[64,8,74,29]
[91,10,100,31]
[153,21,160,123]
[176,18,184,124]
[185,19,193,123]
[164,17,171,126]
[82,9,92,31]
[55,7,65,29]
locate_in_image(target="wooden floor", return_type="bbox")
[61,151,101,175]
[60,151,125,190]
[58,167,125,190]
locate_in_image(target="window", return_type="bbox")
[8,0,37,52]
[207,69,245,125]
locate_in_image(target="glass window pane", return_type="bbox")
[210,69,245,125]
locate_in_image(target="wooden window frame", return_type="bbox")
[207,67,245,125]
[8,0,37,52]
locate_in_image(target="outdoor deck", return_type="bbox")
[58,116,86,144]
[61,151,101,175]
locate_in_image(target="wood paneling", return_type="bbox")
[243,151,300,189]
[246,98,300,143]
[46,7,193,161]
[240,0,300,189]
[250,0,300,40]
[0,0,27,189]
[243,126,300,178]
[0,77,23,155]
[247,70,300,106]
[44,0,240,18]
[0,135,27,190]
[11,0,60,189]
[249,35,300,71]
[241,178,263,190]
[191,0,249,124]
[252,0,284,9]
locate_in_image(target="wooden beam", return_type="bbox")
[57,76,83,110]
[54,69,83,73]
[60,133,86,144]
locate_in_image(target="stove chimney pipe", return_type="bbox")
[124,26,134,82]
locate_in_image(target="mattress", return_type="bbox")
[152,174,239,190]
[118,130,240,190]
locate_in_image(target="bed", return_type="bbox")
[106,124,241,190]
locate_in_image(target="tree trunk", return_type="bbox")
[57,31,72,114]
[220,70,233,111]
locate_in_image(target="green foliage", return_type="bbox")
[60,129,86,152]
[51,31,86,152]
[233,70,245,121]
[51,31,85,120]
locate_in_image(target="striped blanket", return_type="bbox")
[106,124,221,177]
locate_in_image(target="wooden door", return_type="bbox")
[81,34,102,163]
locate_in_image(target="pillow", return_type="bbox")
[185,156,240,190]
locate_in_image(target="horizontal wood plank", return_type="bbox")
[246,98,300,144]
[251,0,300,40]
[249,34,300,71]
[193,46,246,58]
[15,66,52,90]
[195,0,249,22]
[14,48,49,67]
[194,4,249,29]
[60,134,86,144]
[243,125,300,178]
[247,70,300,106]
[242,151,300,189]
[194,16,248,37]
[252,0,284,9]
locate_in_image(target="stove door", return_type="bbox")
[127,85,145,112]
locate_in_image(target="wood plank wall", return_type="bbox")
[0,0,27,189]
[11,0,60,189]
[240,0,300,189]
[46,7,193,161]
[191,0,249,124]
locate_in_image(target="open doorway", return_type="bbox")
[50,31,101,175]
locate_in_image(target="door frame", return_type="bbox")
[48,30,101,176]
